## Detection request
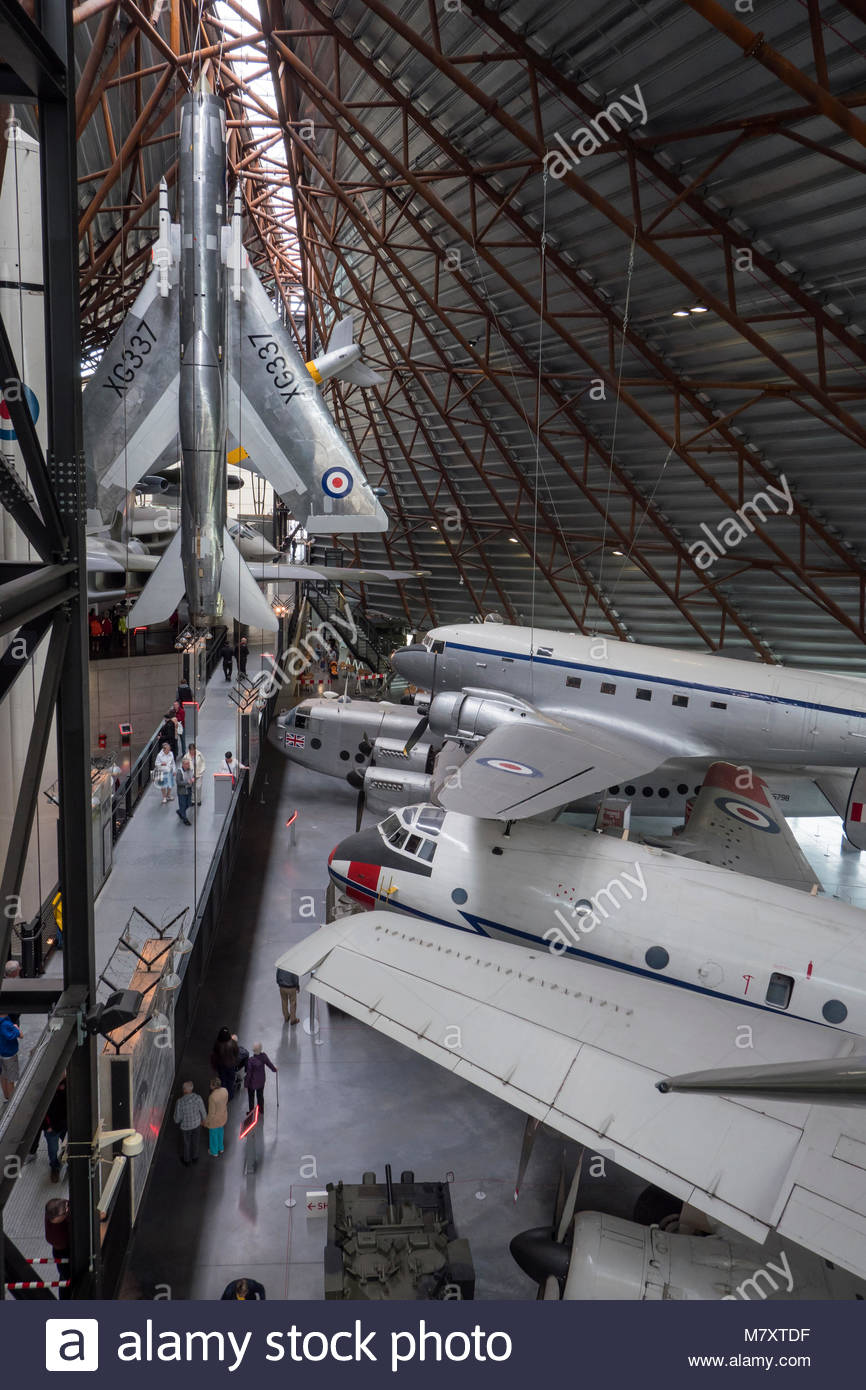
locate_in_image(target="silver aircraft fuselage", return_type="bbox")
[178,85,227,623]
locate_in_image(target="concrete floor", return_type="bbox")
[123,748,566,1300]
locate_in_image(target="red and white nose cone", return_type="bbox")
[344,860,380,906]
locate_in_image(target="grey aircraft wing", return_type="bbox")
[227,267,388,534]
[83,269,180,517]
[434,715,668,820]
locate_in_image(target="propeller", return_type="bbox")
[400,644,439,754]
[513,1115,540,1202]
[346,768,366,832]
[402,712,429,755]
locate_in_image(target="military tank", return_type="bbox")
[324,1165,475,1300]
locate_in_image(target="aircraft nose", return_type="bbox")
[391,642,434,686]
[330,827,380,870]
[328,827,383,906]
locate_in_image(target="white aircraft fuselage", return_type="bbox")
[329,803,866,1035]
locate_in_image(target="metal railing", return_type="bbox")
[304,584,390,672]
[15,627,230,970]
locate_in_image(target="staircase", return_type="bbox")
[304,584,391,674]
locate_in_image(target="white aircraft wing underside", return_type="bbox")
[227,268,387,534]
[277,912,866,1277]
[83,270,180,514]
[437,718,680,819]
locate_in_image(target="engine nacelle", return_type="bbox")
[363,767,433,816]
[140,474,174,495]
[370,736,436,773]
[427,689,536,743]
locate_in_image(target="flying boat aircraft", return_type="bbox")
[277,764,866,1281]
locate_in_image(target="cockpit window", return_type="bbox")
[405,834,422,856]
[389,829,408,849]
[418,840,436,862]
[416,807,445,835]
[293,713,308,729]
[380,814,400,838]
[430,639,445,654]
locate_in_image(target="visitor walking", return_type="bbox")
[205,1077,228,1157]
[173,1081,206,1165]
[154,743,176,804]
[175,756,194,825]
[245,1042,277,1114]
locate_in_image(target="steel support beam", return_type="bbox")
[0,563,76,637]
[0,618,67,976]
[0,0,67,102]
[41,0,100,1299]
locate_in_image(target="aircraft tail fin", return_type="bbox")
[126,527,185,628]
[329,315,354,351]
[227,265,388,534]
[844,769,866,850]
[336,358,385,388]
[220,526,279,631]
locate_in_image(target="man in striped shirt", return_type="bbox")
[173,1081,206,1165]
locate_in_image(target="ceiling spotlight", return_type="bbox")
[612,548,624,556]
[508,537,518,543]
[672,309,689,318]
[690,305,708,313]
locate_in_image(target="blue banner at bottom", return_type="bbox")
[2,1300,858,1387]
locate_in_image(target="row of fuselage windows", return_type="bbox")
[608,782,703,800]
[566,674,727,711]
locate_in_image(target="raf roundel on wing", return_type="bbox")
[321,466,353,498]
[714,796,781,833]
[477,757,543,778]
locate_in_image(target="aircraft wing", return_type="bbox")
[277,912,866,1277]
[227,267,387,534]
[245,562,428,583]
[646,762,820,893]
[83,270,180,515]
[436,716,669,819]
